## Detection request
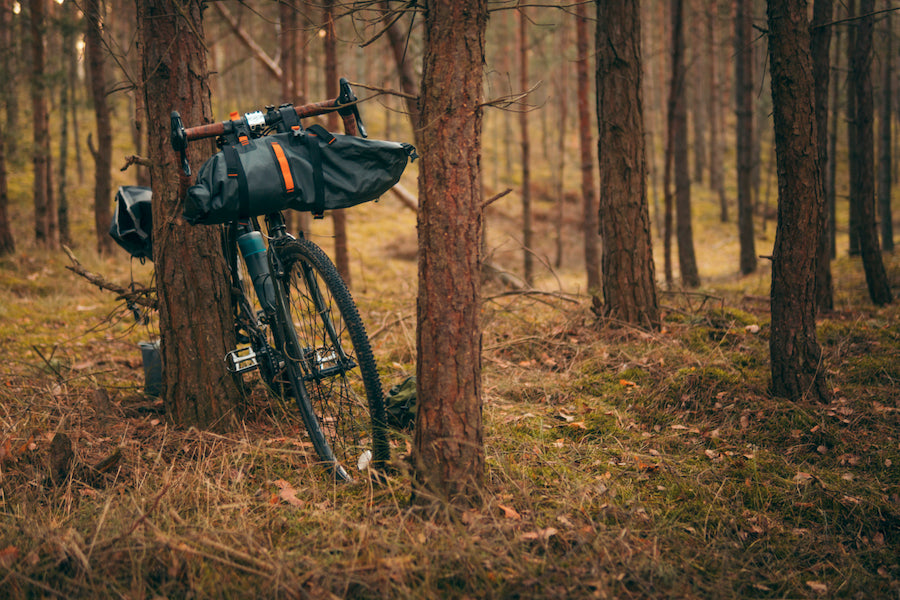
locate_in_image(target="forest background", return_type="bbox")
[0,0,898,598]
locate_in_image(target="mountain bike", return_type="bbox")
[169,80,390,481]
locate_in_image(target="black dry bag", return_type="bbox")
[184,125,416,225]
[109,186,154,260]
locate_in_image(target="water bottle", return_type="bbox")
[237,231,276,311]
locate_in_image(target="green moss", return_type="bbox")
[845,354,900,386]
[670,366,742,405]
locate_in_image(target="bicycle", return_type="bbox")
[166,79,397,482]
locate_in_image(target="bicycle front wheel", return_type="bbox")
[272,237,388,480]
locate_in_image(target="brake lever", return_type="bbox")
[170,111,191,177]
[336,77,367,138]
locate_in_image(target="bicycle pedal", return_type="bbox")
[225,347,260,373]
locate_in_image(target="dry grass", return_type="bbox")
[2,125,899,598]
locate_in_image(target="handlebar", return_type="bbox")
[171,78,367,176]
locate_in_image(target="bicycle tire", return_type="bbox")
[271,237,389,480]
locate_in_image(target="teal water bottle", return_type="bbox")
[237,231,276,311]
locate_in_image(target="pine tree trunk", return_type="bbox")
[736,0,757,275]
[30,0,57,248]
[672,0,700,288]
[847,0,860,256]
[0,0,15,255]
[849,0,892,305]
[519,8,533,286]
[138,0,243,430]
[553,58,567,270]
[595,0,660,329]
[708,2,728,223]
[2,0,18,158]
[689,0,706,185]
[662,2,675,287]
[767,0,830,403]
[828,21,841,259]
[576,1,601,301]
[381,0,420,132]
[85,0,114,254]
[57,61,71,248]
[414,0,488,506]
[322,0,351,288]
[878,2,894,251]
[811,0,834,312]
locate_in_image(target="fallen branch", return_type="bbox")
[63,246,157,310]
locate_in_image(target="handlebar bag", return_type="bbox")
[109,185,154,260]
[184,125,416,225]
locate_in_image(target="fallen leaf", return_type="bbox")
[273,479,304,507]
[498,504,521,520]
[793,472,814,484]
[0,545,18,568]
[806,581,828,594]
[519,527,558,542]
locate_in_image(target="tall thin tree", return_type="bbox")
[519,7,534,286]
[323,0,351,288]
[767,0,830,403]
[576,1,601,302]
[671,0,700,287]
[85,0,114,254]
[0,0,16,255]
[735,0,757,275]
[30,0,57,248]
[414,0,488,505]
[595,0,661,329]
[849,0,892,305]
[138,0,243,429]
[707,1,728,223]
[811,0,834,312]
[878,1,894,252]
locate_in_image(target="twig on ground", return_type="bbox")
[63,247,157,311]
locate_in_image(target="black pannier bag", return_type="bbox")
[184,125,416,225]
[109,185,154,260]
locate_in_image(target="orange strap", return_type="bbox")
[270,142,294,194]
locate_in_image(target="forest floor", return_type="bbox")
[1,170,899,598]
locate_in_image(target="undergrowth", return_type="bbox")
[1,108,898,597]
[1,242,898,599]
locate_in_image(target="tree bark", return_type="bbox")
[576,1,601,301]
[30,0,57,248]
[2,0,18,157]
[553,52,568,270]
[847,0,860,256]
[595,0,661,329]
[878,1,894,252]
[138,0,243,430]
[414,0,488,506]
[671,0,700,288]
[380,0,420,132]
[322,0,351,289]
[766,0,830,403]
[85,0,114,255]
[828,20,841,259]
[707,2,728,223]
[663,2,675,287]
[0,0,16,255]
[811,0,834,312]
[849,0,892,305]
[519,8,534,286]
[735,0,757,275]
